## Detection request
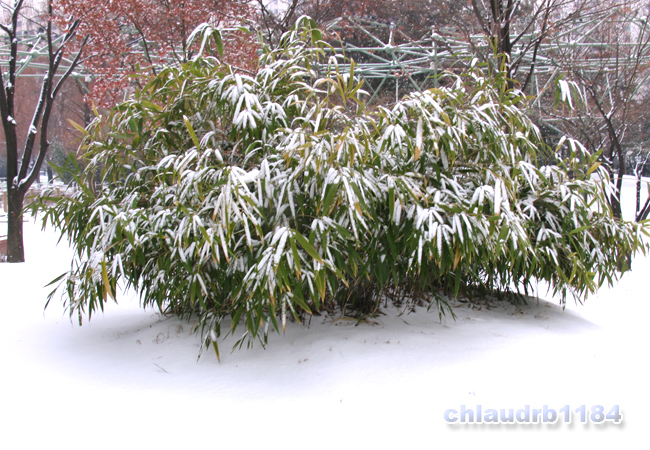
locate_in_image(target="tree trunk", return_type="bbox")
[637,195,650,222]
[612,160,626,220]
[636,173,642,217]
[6,187,25,263]
[0,2,86,263]
[611,188,622,219]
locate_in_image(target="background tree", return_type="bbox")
[537,1,650,221]
[259,2,608,97]
[457,1,595,90]
[54,0,258,107]
[259,0,463,44]
[1,0,87,262]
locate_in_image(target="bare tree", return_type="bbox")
[540,1,650,220]
[270,1,607,93]
[1,0,86,262]
[437,1,611,93]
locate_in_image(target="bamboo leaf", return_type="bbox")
[292,230,323,264]
[101,259,114,300]
[184,115,201,149]
[67,119,89,136]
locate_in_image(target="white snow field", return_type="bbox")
[1,177,649,449]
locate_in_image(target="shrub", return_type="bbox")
[34,18,649,358]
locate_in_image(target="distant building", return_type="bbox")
[0,0,46,37]
[263,0,289,15]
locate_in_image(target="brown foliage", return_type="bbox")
[296,0,464,43]
[54,0,259,108]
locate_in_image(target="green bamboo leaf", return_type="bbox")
[314,269,326,303]
[569,225,590,235]
[453,270,462,298]
[498,223,509,242]
[289,236,302,278]
[101,259,114,300]
[213,30,224,57]
[584,161,600,177]
[291,285,311,314]
[293,230,323,264]
[212,340,221,363]
[569,257,578,282]
[184,115,201,149]
[331,222,352,240]
[67,119,89,136]
[321,183,339,215]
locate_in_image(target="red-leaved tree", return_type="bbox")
[55,0,259,107]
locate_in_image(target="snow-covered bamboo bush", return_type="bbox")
[35,18,649,358]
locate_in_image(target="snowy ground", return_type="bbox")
[1,178,649,449]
